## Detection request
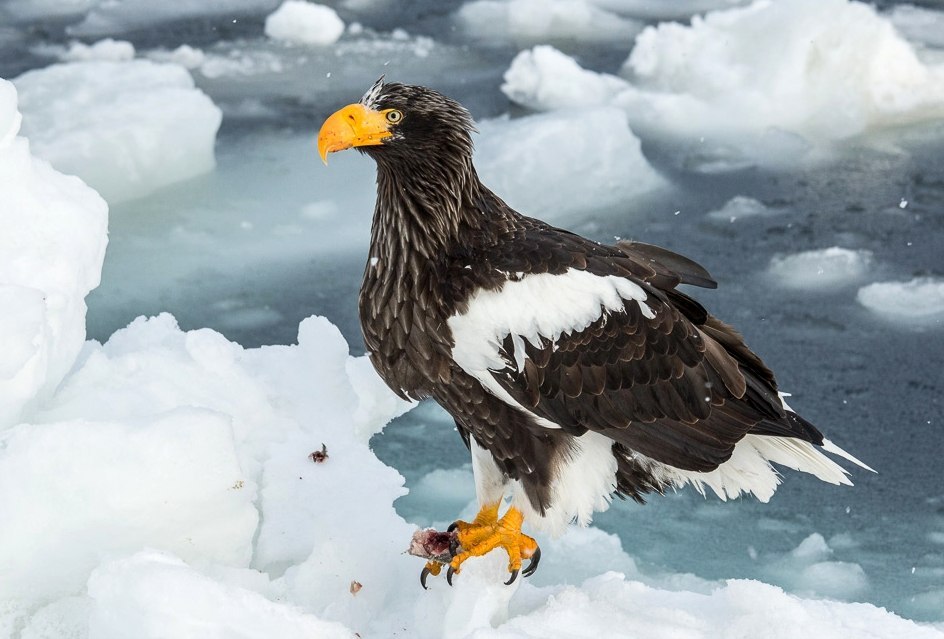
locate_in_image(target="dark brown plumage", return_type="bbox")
[317,79,869,583]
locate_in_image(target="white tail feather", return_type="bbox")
[821,438,876,473]
[642,431,871,504]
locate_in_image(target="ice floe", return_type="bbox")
[706,195,774,222]
[66,0,280,37]
[476,107,664,218]
[502,45,628,111]
[502,0,944,165]
[457,0,641,45]
[59,38,135,62]
[768,247,873,290]
[619,0,944,140]
[584,0,749,20]
[857,277,944,324]
[265,1,346,47]
[13,59,221,203]
[0,79,108,428]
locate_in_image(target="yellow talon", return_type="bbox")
[448,502,540,582]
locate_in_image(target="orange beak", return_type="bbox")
[317,103,392,164]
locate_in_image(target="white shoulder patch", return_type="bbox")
[448,268,653,375]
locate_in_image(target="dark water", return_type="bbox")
[3,0,943,623]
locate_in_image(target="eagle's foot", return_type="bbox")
[409,503,540,587]
[445,502,540,586]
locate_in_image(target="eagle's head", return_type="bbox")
[317,78,475,168]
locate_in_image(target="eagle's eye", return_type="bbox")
[385,109,403,124]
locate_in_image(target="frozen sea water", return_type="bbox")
[2,0,944,631]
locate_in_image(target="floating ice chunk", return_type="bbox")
[0,0,98,22]
[502,45,630,111]
[13,59,221,203]
[504,0,944,160]
[857,277,944,324]
[146,44,207,69]
[476,107,663,219]
[199,49,286,78]
[706,195,773,221]
[61,38,135,61]
[457,0,642,45]
[619,0,944,143]
[265,1,345,46]
[764,533,869,600]
[0,79,108,428]
[584,0,749,20]
[67,0,281,37]
[768,247,873,290]
[790,532,832,561]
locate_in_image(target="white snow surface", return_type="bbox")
[13,59,222,203]
[502,0,944,164]
[476,107,663,218]
[265,1,345,46]
[3,70,944,639]
[857,277,944,324]
[0,79,108,429]
[768,247,874,290]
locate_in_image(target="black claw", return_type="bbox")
[504,569,519,586]
[420,566,431,590]
[446,565,456,586]
[447,522,459,533]
[522,546,542,578]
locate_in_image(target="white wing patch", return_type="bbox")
[449,268,653,377]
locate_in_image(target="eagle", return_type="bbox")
[317,78,872,588]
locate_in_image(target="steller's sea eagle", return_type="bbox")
[317,78,873,588]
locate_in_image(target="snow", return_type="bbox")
[502,0,944,165]
[476,108,663,218]
[467,574,942,639]
[265,1,345,46]
[86,551,355,639]
[856,277,944,324]
[457,0,641,45]
[768,247,873,290]
[13,59,221,203]
[3,3,944,635]
[0,78,108,429]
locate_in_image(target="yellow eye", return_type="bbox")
[385,109,402,124]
